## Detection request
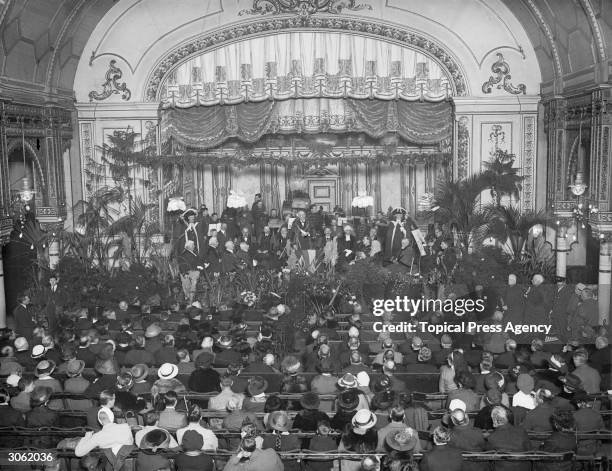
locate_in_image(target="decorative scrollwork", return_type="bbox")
[88,60,132,102]
[239,0,371,17]
[481,53,526,95]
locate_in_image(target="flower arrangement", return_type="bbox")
[240,290,257,307]
[167,196,187,212]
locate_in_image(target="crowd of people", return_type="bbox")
[0,195,609,471]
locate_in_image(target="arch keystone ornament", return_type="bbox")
[481,53,526,95]
[88,60,132,102]
[239,0,372,16]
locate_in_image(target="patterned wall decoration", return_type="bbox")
[482,122,512,161]
[481,53,526,95]
[239,0,372,16]
[522,115,536,211]
[79,122,94,199]
[602,126,609,202]
[88,60,131,102]
[555,130,565,199]
[457,116,470,180]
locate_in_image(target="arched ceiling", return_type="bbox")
[0,0,609,105]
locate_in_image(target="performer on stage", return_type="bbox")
[388,237,416,273]
[180,208,207,255]
[336,224,357,269]
[292,210,314,250]
[384,208,417,262]
[177,240,203,303]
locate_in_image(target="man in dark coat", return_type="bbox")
[204,237,222,276]
[548,279,575,343]
[221,241,240,274]
[13,294,35,340]
[522,274,550,341]
[180,208,207,255]
[421,426,463,471]
[292,210,314,250]
[485,406,532,471]
[384,209,415,262]
[501,274,525,325]
[45,273,64,334]
[188,352,221,393]
[336,224,357,268]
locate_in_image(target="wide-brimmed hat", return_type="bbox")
[352,409,377,434]
[130,364,149,382]
[300,392,320,410]
[338,373,358,389]
[31,345,46,359]
[30,386,52,406]
[281,355,301,374]
[35,360,56,377]
[95,358,117,375]
[158,363,179,380]
[561,373,583,391]
[385,427,418,451]
[182,429,204,451]
[195,352,214,369]
[448,398,467,412]
[268,410,291,432]
[181,208,198,223]
[338,389,360,411]
[247,376,268,396]
[145,324,162,338]
[391,207,407,216]
[142,428,169,450]
[65,359,85,377]
[217,335,234,349]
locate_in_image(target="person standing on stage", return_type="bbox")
[384,208,416,263]
[292,209,313,250]
[180,208,206,255]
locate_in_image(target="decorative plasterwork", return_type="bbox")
[89,60,132,102]
[456,116,469,180]
[239,0,371,16]
[481,53,526,95]
[144,17,468,102]
[522,115,536,211]
[577,0,606,64]
[524,0,563,81]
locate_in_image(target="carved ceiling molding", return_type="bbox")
[239,0,371,17]
[144,16,468,102]
[577,0,606,64]
[524,0,563,81]
[88,60,132,102]
[481,53,526,95]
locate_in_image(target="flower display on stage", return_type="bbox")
[227,191,247,208]
[240,290,257,307]
[352,191,374,208]
[167,196,187,212]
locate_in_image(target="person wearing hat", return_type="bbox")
[280,355,308,394]
[64,359,93,412]
[381,425,419,458]
[374,403,403,450]
[292,392,329,432]
[262,410,300,462]
[188,352,220,393]
[485,406,532,470]
[331,389,361,431]
[242,376,269,413]
[134,410,178,449]
[224,437,284,471]
[26,386,59,447]
[10,375,34,413]
[310,358,340,396]
[448,408,486,465]
[179,208,206,255]
[420,426,463,471]
[143,323,163,355]
[135,428,173,470]
[384,208,414,263]
[14,336,35,370]
[405,347,438,373]
[336,409,378,470]
[33,359,62,394]
[75,335,97,368]
[571,349,601,394]
[151,362,187,400]
[572,392,605,456]
[213,335,241,368]
[445,370,480,412]
[175,429,215,471]
[128,363,151,395]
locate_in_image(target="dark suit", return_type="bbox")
[221,250,240,273]
[292,218,313,250]
[485,423,532,471]
[336,234,357,265]
[13,303,35,339]
[420,445,464,471]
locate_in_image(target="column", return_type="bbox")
[0,248,5,328]
[599,241,611,325]
[556,226,568,280]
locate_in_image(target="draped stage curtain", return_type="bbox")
[160,98,453,151]
[161,31,452,107]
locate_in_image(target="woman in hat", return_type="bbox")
[175,429,215,471]
[151,362,187,401]
[384,208,416,263]
[292,392,329,432]
[188,352,221,393]
[337,409,378,471]
[135,428,173,471]
[242,376,269,413]
[262,410,301,471]
[26,386,59,447]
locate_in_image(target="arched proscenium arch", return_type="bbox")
[6,139,47,192]
[144,16,469,103]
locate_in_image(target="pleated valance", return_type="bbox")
[160,98,453,151]
[160,31,453,107]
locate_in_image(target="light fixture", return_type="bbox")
[569,108,588,196]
